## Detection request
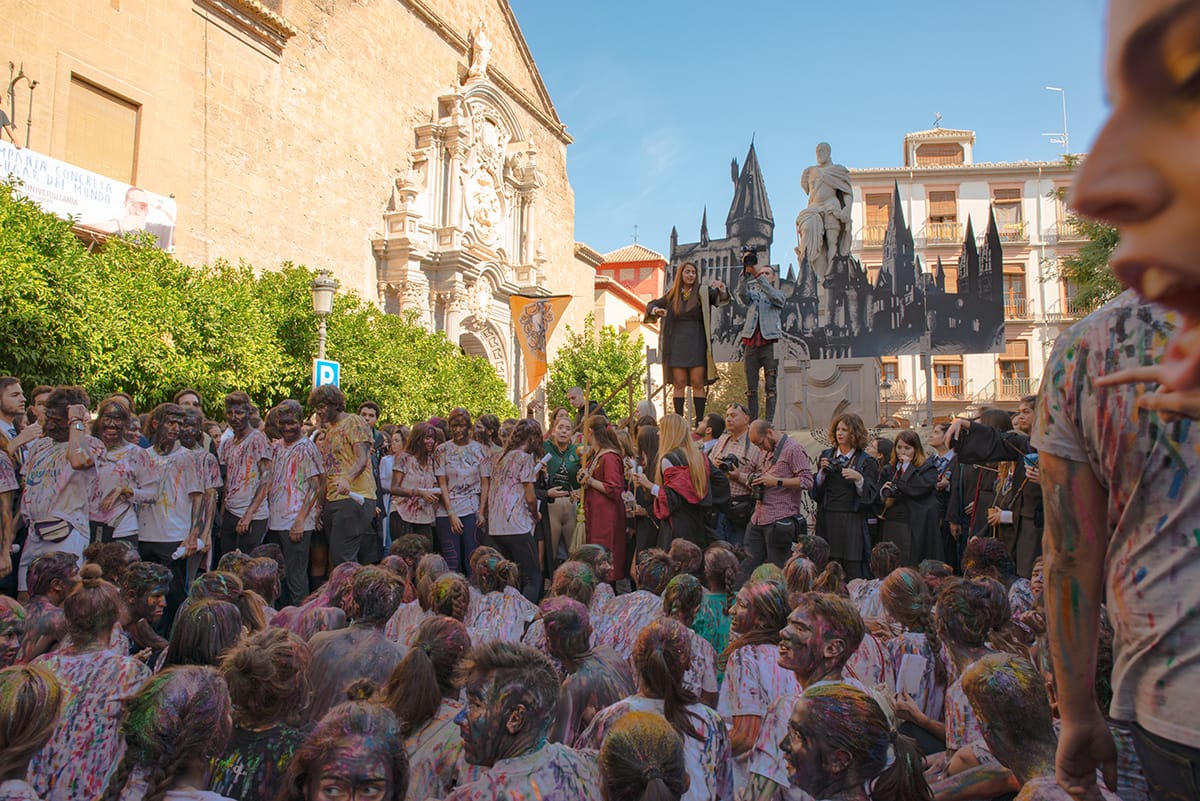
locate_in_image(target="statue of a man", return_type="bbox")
[796,142,853,281]
[468,19,492,81]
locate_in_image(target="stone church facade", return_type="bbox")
[2,0,593,397]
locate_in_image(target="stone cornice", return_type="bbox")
[193,0,298,60]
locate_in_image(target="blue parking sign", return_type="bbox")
[313,359,340,387]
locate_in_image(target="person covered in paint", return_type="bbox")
[963,653,1120,801]
[280,561,361,638]
[185,570,268,634]
[693,545,738,680]
[579,618,732,801]
[380,615,472,800]
[18,387,103,597]
[881,567,951,756]
[385,553,447,645]
[0,664,64,801]
[444,642,600,801]
[308,384,376,568]
[718,580,798,788]
[847,541,901,622]
[161,598,243,670]
[217,391,274,556]
[598,711,690,801]
[264,399,326,608]
[962,537,1035,642]
[783,682,933,801]
[390,421,443,541]
[0,599,25,669]
[568,544,617,615]
[464,551,537,645]
[307,566,407,722]
[209,628,311,801]
[434,407,492,574]
[15,552,77,663]
[522,560,601,662]
[595,548,675,660]
[485,418,544,602]
[659,574,719,707]
[27,563,151,801]
[743,591,867,801]
[543,597,634,747]
[427,573,473,628]
[178,407,222,583]
[89,397,158,545]
[99,666,236,801]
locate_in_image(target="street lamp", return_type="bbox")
[879,378,893,424]
[310,270,338,360]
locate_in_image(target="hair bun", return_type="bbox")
[79,563,105,583]
[345,679,376,701]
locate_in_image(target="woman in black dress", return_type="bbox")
[646,261,728,425]
[811,412,878,579]
[877,430,941,567]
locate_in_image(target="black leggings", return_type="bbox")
[489,531,542,603]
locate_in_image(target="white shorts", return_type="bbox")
[19,527,88,593]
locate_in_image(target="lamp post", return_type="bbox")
[1043,85,1069,155]
[310,270,338,360]
[879,378,893,424]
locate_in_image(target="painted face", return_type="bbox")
[1030,559,1045,604]
[157,412,183,447]
[458,676,518,768]
[0,383,24,418]
[98,408,126,446]
[176,393,202,412]
[834,421,852,448]
[179,412,201,450]
[0,624,23,667]
[680,263,698,286]
[423,431,437,453]
[895,440,915,463]
[778,605,834,684]
[730,588,756,635]
[278,414,302,444]
[450,419,470,443]
[42,405,70,442]
[314,403,333,426]
[136,585,169,624]
[784,698,826,794]
[125,417,141,444]
[1070,0,1200,332]
[225,402,251,434]
[1013,403,1034,435]
[390,431,406,454]
[308,744,391,801]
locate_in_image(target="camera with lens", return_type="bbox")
[748,473,766,502]
[716,453,741,473]
[823,454,849,477]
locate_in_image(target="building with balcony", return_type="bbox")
[853,127,1087,421]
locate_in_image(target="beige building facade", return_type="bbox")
[2,0,594,401]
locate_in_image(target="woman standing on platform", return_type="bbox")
[646,262,729,425]
[811,412,877,579]
[579,416,628,583]
[877,430,941,567]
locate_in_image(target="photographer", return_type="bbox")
[708,403,764,546]
[741,419,814,578]
[810,412,877,579]
[737,248,786,424]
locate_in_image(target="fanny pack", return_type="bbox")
[32,519,73,543]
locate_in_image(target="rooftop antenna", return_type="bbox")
[934,112,942,129]
[1042,85,1070,155]
[633,224,639,244]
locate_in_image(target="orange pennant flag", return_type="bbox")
[509,294,572,396]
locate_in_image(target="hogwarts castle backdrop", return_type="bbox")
[667,144,1006,362]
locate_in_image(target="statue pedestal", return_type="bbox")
[778,357,880,433]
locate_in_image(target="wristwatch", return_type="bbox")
[776,478,783,488]
[71,422,85,431]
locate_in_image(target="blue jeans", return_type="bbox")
[434,513,479,575]
[1132,723,1200,801]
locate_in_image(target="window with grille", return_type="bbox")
[915,143,964,166]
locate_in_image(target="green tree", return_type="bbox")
[1052,215,1122,309]
[704,361,748,415]
[546,313,645,418]
[0,182,516,422]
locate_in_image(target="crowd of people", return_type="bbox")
[0,3,1196,800]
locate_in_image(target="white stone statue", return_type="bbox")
[468,19,492,81]
[795,142,853,283]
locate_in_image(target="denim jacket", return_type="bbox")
[737,274,786,341]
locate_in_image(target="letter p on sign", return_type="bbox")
[313,359,340,388]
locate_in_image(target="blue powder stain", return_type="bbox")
[1156,515,1169,533]
[1169,470,1185,501]
[1134,567,1148,584]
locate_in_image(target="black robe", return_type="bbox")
[877,459,942,567]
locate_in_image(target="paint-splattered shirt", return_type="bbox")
[1015,776,1121,801]
[552,646,636,747]
[681,623,719,698]
[1033,294,1200,748]
[692,591,732,680]
[21,436,104,536]
[0,780,40,801]
[405,696,465,800]
[442,742,600,801]
[218,429,272,519]
[466,586,537,645]
[0,450,18,495]
[593,590,661,660]
[848,577,885,620]
[579,694,732,801]
[267,437,324,531]
[91,443,158,537]
[487,451,537,537]
[28,649,151,801]
[306,626,407,721]
[944,669,985,751]
[435,440,492,518]
[384,600,429,644]
[208,724,305,801]
[887,631,946,722]
[138,442,206,543]
[718,643,800,788]
[392,451,439,525]
[844,631,891,689]
[590,582,615,615]
[323,414,376,502]
[17,596,66,664]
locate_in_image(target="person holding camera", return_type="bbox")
[645,261,729,426]
[741,419,814,577]
[876,430,940,568]
[737,248,786,424]
[708,403,765,546]
[810,412,878,579]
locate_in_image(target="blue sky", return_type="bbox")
[509,0,1110,265]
